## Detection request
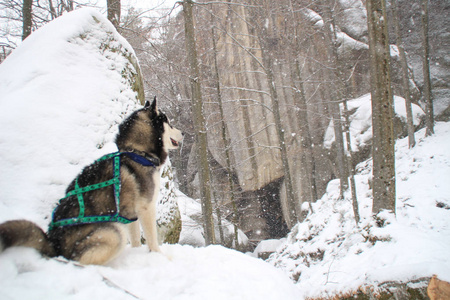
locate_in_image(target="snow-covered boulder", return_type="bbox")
[0,8,144,227]
[251,238,286,260]
[324,93,425,163]
[177,190,249,249]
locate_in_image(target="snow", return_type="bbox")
[0,244,301,300]
[0,8,300,300]
[324,93,425,152]
[250,238,287,258]
[300,8,324,30]
[270,122,450,298]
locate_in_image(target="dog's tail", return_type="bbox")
[0,220,56,257]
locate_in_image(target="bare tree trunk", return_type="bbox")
[342,100,360,224]
[366,0,396,215]
[320,0,358,220]
[48,0,57,20]
[211,20,240,248]
[291,58,317,211]
[392,0,416,148]
[288,0,317,211]
[321,1,349,199]
[212,188,225,244]
[107,0,121,29]
[421,0,434,136]
[183,0,216,245]
[22,0,32,40]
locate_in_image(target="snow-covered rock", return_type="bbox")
[251,238,286,260]
[177,189,249,249]
[324,93,425,154]
[0,8,143,228]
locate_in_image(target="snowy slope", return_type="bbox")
[270,122,450,298]
[0,8,301,299]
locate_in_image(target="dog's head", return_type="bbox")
[143,98,183,152]
[116,97,183,162]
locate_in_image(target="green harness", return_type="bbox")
[48,152,157,231]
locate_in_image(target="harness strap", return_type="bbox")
[49,151,156,231]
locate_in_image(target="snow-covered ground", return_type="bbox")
[0,243,301,300]
[0,9,300,300]
[270,122,450,298]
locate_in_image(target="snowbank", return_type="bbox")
[270,122,450,298]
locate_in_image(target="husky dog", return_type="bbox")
[0,98,183,265]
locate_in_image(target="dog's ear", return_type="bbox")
[150,96,157,112]
[143,97,158,113]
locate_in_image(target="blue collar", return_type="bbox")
[122,151,160,167]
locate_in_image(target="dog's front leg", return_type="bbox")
[136,199,161,253]
[127,221,141,247]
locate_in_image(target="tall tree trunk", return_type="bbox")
[291,58,317,211]
[366,0,396,215]
[107,0,121,29]
[321,0,358,220]
[322,1,349,199]
[22,0,32,40]
[288,0,318,211]
[212,187,224,244]
[342,100,360,224]
[392,0,416,148]
[183,0,216,245]
[421,0,434,136]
